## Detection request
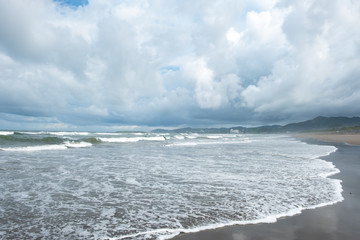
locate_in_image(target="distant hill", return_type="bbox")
[151,116,360,134]
[152,127,230,134]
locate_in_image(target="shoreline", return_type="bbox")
[292,133,360,146]
[171,136,360,240]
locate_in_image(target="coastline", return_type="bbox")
[292,133,360,146]
[171,136,360,240]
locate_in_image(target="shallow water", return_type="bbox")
[0,132,342,239]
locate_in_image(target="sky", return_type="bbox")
[0,0,360,131]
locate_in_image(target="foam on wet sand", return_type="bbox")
[171,137,360,240]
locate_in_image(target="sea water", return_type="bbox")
[0,131,343,239]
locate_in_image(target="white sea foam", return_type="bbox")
[165,139,251,147]
[185,134,198,139]
[94,132,123,136]
[206,135,223,139]
[99,136,165,143]
[116,179,344,240]
[125,178,142,186]
[65,141,92,148]
[165,142,198,147]
[18,131,47,135]
[99,137,142,143]
[174,135,185,140]
[0,131,13,135]
[115,204,317,240]
[0,144,68,152]
[48,131,90,136]
[0,142,92,151]
[119,136,342,240]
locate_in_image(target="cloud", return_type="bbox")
[0,0,359,130]
[241,0,360,119]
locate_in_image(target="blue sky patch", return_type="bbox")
[54,0,88,7]
[159,66,180,75]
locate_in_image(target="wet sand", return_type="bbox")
[171,138,360,240]
[293,133,360,146]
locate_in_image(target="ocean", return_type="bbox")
[0,131,343,239]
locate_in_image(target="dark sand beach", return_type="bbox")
[172,136,360,240]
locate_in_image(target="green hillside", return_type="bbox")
[152,116,360,134]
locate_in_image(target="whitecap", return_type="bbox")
[99,137,140,143]
[0,131,14,135]
[65,141,92,148]
[206,135,223,139]
[174,135,185,140]
[99,136,165,143]
[49,132,90,136]
[125,178,142,186]
[0,144,68,152]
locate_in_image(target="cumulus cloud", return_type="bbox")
[241,0,360,119]
[0,0,359,130]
